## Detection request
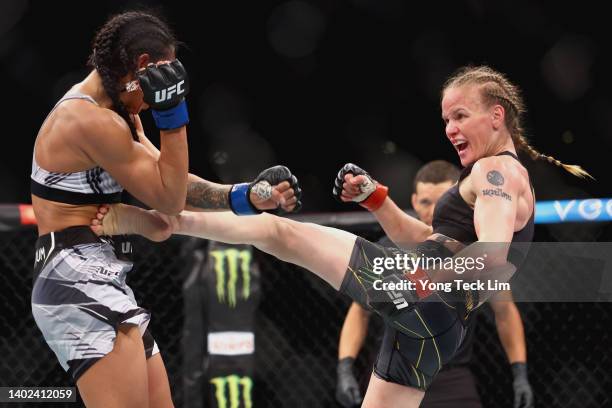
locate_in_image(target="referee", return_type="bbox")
[335,160,534,408]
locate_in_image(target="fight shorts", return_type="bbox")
[340,237,477,390]
[31,226,159,381]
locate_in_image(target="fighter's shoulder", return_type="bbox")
[87,106,131,134]
[471,155,526,188]
[72,106,134,148]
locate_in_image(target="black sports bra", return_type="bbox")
[432,151,534,244]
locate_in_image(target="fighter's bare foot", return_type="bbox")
[90,204,118,236]
[90,204,175,242]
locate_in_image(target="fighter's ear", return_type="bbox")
[136,54,151,70]
[491,104,505,130]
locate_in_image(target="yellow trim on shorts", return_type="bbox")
[393,320,424,339]
[415,339,425,369]
[361,247,372,268]
[414,309,442,370]
[347,266,372,298]
[434,292,456,309]
[410,364,421,388]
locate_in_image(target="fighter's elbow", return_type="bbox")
[154,197,185,216]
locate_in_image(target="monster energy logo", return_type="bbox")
[210,249,252,307]
[210,375,253,408]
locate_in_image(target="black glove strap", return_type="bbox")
[511,362,528,380]
[337,357,355,375]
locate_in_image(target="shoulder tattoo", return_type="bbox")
[486,170,504,186]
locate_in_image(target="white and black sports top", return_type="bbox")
[31,93,123,204]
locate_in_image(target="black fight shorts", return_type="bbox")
[341,237,472,390]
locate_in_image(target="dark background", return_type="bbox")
[1,3,612,406]
[1,0,610,211]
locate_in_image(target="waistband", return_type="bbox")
[33,226,134,280]
[35,225,103,251]
[425,233,466,255]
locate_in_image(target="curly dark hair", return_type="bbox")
[88,10,177,140]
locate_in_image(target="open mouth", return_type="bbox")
[455,141,468,153]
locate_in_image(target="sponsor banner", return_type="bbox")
[210,247,253,308]
[536,198,612,223]
[208,331,255,356]
[210,375,253,408]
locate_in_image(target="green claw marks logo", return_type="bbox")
[210,375,253,408]
[210,249,252,307]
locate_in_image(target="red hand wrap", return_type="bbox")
[359,184,388,211]
[404,268,432,299]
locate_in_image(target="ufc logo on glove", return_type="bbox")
[155,80,186,103]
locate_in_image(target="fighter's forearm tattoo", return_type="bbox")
[186,181,230,210]
[482,169,512,201]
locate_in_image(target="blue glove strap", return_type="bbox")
[151,100,189,130]
[229,183,260,216]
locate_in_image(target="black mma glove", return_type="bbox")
[229,165,302,215]
[138,59,190,130]
[336,357,362,408]
[333,163,388,211]
[512,362,534,408]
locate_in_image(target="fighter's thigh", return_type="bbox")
[77,325,149,408]
[147,353,174,408]
[291,221,357,288]
[362,373,425,408]
[256,216,357,289]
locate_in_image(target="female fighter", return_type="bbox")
[92,66,589,407]
[31,10,299,407]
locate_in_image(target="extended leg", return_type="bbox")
[177,212,357,289]
[96,205,358,290]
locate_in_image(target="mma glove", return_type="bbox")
[138,59,190,130]
[229,165,302,216]
[333,163,388,211]
[336,357,363,408]
[511,362,534,408]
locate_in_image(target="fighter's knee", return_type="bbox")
[256,216,299,254]
[271,217,299,246]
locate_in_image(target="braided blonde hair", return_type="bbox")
[442,66,592,179]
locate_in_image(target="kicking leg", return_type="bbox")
[177,211,357,289]
[95,206,357,290]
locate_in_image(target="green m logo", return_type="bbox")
[210,249,252,307]
[210,375,253,408]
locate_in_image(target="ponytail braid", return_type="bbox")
[89,14,138,140]
[514,134,593,179]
